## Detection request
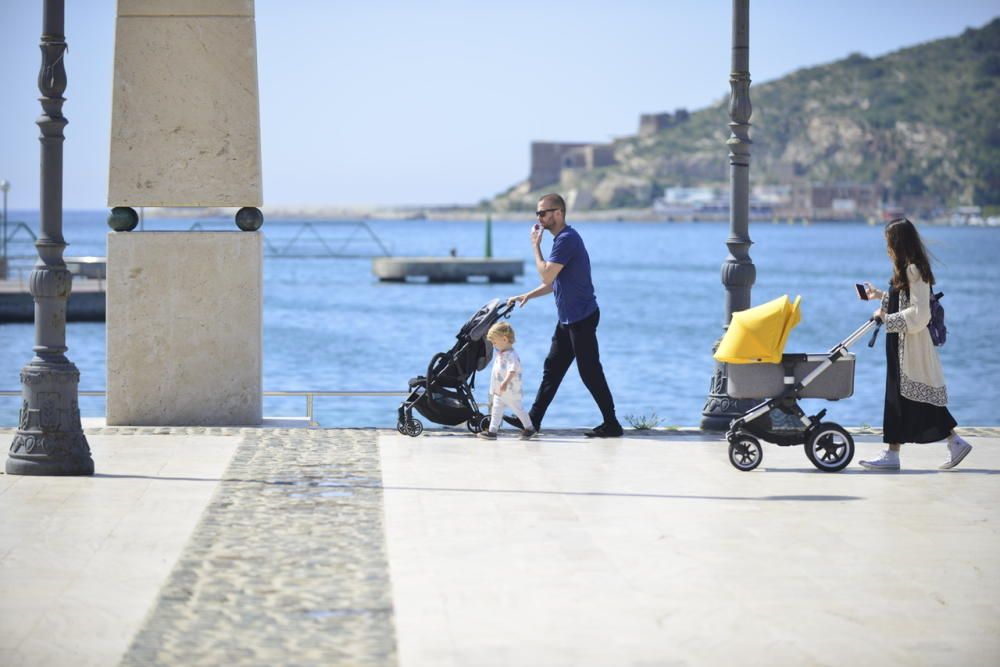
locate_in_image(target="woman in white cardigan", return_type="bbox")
[858,218,972,471]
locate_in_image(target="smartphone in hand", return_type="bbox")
[856,283,869,300]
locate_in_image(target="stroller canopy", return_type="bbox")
[714,294,802,364]
[461,298,503,343]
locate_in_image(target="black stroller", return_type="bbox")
[397,298,514,437]
[724,317,882,472]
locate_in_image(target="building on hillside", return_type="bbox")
[638,109,690,136]
[653,186,774,220]
[785,182,882,220]
[529,142,617,190]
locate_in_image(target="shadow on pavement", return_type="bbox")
[380,484,862,502]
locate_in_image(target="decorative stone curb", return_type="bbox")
[119,429,397,666]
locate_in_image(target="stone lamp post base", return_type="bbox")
[7,364,94,476]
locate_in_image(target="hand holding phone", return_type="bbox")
[856,283,869,300]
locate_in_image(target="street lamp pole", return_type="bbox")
[0,179,9,279]
[0,178,10,280]
[701,0,757,430]
[0,178,10,266]
[7,0,93,475]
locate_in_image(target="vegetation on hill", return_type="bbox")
[491,18,1000,211]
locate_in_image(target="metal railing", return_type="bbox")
[2,222,40,282]
[189,220,393,258]
[0,389,408,427]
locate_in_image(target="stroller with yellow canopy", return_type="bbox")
[716,295,881,472]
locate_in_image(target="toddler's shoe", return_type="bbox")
[859,449,900,471]
[940,435,972,470]
[476,431,497,440]
[520,428,537,441]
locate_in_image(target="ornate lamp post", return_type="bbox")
[701,0,757,430]
[7,0,93,475]
[0,179,9,279]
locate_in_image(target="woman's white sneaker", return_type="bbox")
[940,436,972,470]
[859,450,900,471]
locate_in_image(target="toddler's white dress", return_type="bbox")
[487,348,533,434]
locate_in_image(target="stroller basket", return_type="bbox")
[727,353,856,400]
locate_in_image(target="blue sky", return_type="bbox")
[0,1,997,209]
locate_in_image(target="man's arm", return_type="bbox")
[533,242,564,286]
[507,282,553,308]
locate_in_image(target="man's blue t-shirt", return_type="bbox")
[549,226,598,324]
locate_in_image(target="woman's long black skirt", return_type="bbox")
[883,289,957,444]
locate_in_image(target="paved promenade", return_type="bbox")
[1,425,998,666]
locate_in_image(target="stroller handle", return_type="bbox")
[867,316,882,347]
[830,317,882,353]
[496,300,516,319]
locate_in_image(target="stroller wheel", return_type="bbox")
[478,415,491,433]
[728,434,762,471]
[397,420,407,435]
[805,422,854,472]
[405,419,424,437]
[467,415,483,433]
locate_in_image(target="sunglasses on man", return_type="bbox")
[535,208,560,218]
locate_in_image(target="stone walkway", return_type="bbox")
[119,429,397,666]
[379,429,1000,666]
[2,425,999,666]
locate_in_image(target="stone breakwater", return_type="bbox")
[119,428,397,667]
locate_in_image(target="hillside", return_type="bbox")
[491,18,1000,212]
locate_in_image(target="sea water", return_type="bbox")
[1,212,998,428]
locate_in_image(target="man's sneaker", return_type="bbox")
[584,421,624,438]
[503,415,525,429]
[859,450,900,471]
[476,431,497,440]
[940,436,972,470]
[520,428,537,441]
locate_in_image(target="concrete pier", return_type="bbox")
[0,278,105,322]
[373,257,524,283]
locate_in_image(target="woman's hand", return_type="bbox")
[864,282,881,300]
[873,307,883,320]
[499,379,509,393]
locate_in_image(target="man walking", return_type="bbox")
[507,193,623,437]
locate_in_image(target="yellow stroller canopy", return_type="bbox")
[714,295,802,364]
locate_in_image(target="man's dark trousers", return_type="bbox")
[529,308,616,428]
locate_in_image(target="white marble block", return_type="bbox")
[108,0,263,207]
[106,232,263,426]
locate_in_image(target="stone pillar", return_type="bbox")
[7,0,94,476]
[106,232,263,426]
[103,0,265,426]
[107,0,263,210]
[701,0,757,430]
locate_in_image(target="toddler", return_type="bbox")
[477,321,536,440]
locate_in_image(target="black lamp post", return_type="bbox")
[7,0,93,475]
[701,0,757,430]
[0,179,9,279]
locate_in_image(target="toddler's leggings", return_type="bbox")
[489,393,533,434]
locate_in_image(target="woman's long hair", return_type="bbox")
[885,217,935,291]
